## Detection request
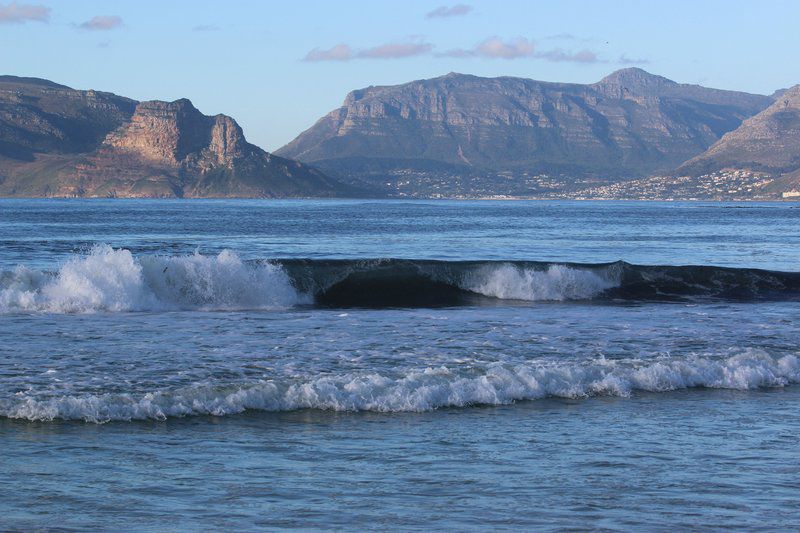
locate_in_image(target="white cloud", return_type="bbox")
[440,37,535,59]
[304,44,354,62]
[441,37,603,63]
[536,48,601,63]
[0,1,49,24]
[426,4,472,18]
[304,40,433,62]
[358,41,433,59]
[78,15,123,31]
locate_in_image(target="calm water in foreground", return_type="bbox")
[1,199,800,529]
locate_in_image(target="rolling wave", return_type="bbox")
[2,246,800,313]
[2,350,797,422]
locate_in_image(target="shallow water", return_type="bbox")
[4,389,800,530]
[1,199,799,528]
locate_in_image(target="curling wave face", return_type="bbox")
[2,245,800,313]
[2,350,797,422]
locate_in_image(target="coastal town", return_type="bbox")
[384,168,798,201]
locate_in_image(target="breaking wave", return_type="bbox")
[3,350,797,422]
[0,245,304,313]
[2,246,800,313]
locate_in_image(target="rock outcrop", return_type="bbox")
[0,77,357,198]
[277,68,773,193]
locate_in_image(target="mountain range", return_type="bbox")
[1,70,799,199]
[0,76,355,198]
[276,68,778,196]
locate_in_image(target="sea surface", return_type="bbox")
[2,199,800,529]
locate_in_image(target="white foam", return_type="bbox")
[0,245,303,313]
[3,350,797,422]
[462,264,619,301]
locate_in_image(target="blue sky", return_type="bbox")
[2,0,799,150]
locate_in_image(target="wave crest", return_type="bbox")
[462,263,620,301]
[0,245,303,313]
[3,350,797,422]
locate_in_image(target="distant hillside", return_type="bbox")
[277,68,773,196]
[678,85,800,177]
[0,77,357,198]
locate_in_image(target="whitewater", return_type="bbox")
[3,349,798,422]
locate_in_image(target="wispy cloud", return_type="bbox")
[618,54,650,65]
[305,35,603,64]
[545,33,575,40]
[304,43,354,62]
[440,37,535,59]
[193,24,219,32]
[537,48,601,63]
[441,37,602,63]
[304,40,433,62]
[78,15,123,31]
[426,4,472,18]
[0,1,49,24]
[358,41,433,59]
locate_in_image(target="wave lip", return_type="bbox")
[3,350,797,423]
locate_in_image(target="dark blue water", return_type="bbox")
[2,199,800,529]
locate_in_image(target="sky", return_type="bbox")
[2,0,799,151]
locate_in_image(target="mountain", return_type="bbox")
[677,85,800,178]
[276,68,772,196]
[0,76,356,198]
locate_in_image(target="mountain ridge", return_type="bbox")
[0,77,357,198]
[678,84,800,177]
[277,68,773,196]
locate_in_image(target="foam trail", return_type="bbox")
[0,245,302,313]
[462,264,620,301]
[3,350,797,422]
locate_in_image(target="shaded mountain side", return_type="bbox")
[0,75,136,161]
[677,85,800,178]
[0,77,360,198]
[277,68,773,193]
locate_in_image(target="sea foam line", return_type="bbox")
[3,350,797,423]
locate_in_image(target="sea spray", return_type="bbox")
[0,245,303,313]
[461,263,621,301]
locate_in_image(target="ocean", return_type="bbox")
[2,199,800,529]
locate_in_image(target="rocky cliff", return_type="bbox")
[0,77,355,198]
[677,85,800,177]
[277,68,773,194]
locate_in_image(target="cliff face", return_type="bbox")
[678,85,800,177]
[0,77,356,198]
[276,68,772,191]
[0,75,136,160]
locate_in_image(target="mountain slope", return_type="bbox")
[0,77,356,198]
[277,68,772,195]
[677,85,800,177]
